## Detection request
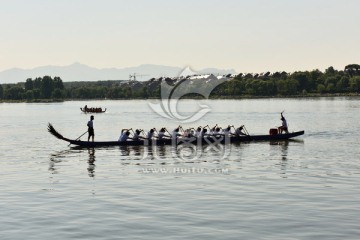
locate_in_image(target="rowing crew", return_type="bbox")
[118,124,248,142]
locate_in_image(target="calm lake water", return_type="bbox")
[1,97,360,240]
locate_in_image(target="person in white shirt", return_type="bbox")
[278,112,289,134]
[212,127,222,135]
[119,129,131,142]
[157,128,170,140]
[147,128,155,139]
[188,130,195,138]
[172,126,181,139]
[235,126,246,136]
[194,126,202,138]
[210,124,217,134]
[200,128,208,138]
[132,129,144,141]
[223,125,231,135]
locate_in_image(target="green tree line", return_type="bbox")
[1,64,360,101]
[212,64,360,97]
[0,76,65,100]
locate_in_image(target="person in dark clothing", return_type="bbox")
[87,115,95,141]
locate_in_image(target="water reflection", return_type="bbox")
[269,141,289,178]
[49,140,304,178]
[118,145,165,159]
[48,148,96,178]
[118,143,234,163]
[271,141,290,161]
[87,148,96,178]
[270,140,304,178]
[49,149,75,175]
[146,145,167,159]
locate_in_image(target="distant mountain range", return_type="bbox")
[0,62,237,83]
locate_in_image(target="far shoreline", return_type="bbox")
[1,93,359,103]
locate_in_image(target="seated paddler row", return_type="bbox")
[118,124,248,142]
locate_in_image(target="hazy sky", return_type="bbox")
[1,0,359,73]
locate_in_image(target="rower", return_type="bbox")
[188,130,195,138]
[147,128,155,139]
[223,125,231,135]
[183,128,194,138]
[200,128,208,138]
[172,126,181,139]
[157,128,169,140]
[210,126,222,136]
[215,127,222,134]
[195,126,202,137]
[119,129,131,142]
[234,125,246,136]
[210,124,218,134]
[133,129,144,141]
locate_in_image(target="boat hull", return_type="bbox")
[80,108,107,113]
[66,131,305,148]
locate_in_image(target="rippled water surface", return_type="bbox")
[1,98,360,240]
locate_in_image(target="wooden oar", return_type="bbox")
[75,131,88,141]
[230,125,237,136]
[242,126,252,141]
[128,128,135,138]
[165,128,172,138]
[68,130,88,146]
[138,129,145,137]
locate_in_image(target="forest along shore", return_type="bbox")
[1,64,360,102]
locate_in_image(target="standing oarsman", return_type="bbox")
[87,115,95,141]
[278,112,289,134]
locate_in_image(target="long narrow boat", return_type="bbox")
[80,108,107,113]
[48,123,304,148]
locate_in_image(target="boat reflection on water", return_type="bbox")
[87,148,96,178]
[49,139,304,178]
[48,148,97,178]
[270,141,289,178]
[118,145,167,160]
[270,140,289,160]
[118,145,145,157]
[48,149,75,175]
[270,139,304,178]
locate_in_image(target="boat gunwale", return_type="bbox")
[67,131,305,147]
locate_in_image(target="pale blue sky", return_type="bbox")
[1,0,359,72]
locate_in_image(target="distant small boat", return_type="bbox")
[48,123,305,148]
[80,107,107,113]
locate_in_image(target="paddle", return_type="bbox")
[242,125,252,141]
[127,128,134,139]
[232,125,251,140]
[211,124,218,132]
[230,125,237,136]
[164,128,172,138]
[138,129,145,137]
[68,130,88,146]
[75,131,88,141]
[203,125,210,131]
[134,129,146,140]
